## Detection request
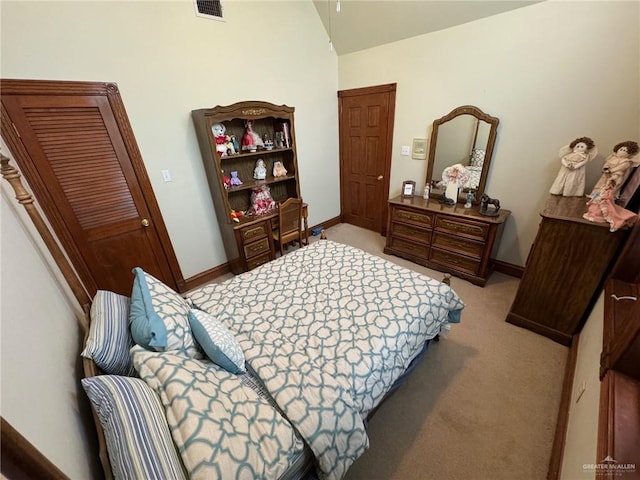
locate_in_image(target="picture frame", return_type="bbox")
[402,180,416,198]
[411,138,427,160]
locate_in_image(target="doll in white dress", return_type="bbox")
[588,141,640,199]
[550,137,597,197]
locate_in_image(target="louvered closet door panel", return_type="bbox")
[2,93,175,296]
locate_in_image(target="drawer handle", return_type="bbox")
[248,244,264,253]
[611,294,637,302]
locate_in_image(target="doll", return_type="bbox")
[253,159,267,180]
[229,171,242,186]
[588,141,640,199]
[241,119,264,152]
[549,137,597,197]
[273,161,287,177]
[211,123,228,157]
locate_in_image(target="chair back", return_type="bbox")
[277,197,303,242]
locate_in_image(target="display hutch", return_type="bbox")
[191,101,301,274]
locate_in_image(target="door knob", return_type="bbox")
[377,175,384,181]
[141,218,150,227]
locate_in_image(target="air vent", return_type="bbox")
[194,0,224,21]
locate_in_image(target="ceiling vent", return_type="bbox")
[194,0,224,21]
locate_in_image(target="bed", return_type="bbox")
[81,239,464,480]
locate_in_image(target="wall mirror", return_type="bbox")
[426,105,499,203]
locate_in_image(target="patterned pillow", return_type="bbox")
[81,290,135,376]
[81,375,187,480]
[129,267,199,357]
[188,309,245,374]
[470,148,486,167]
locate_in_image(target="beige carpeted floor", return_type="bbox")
[312,223,568,480]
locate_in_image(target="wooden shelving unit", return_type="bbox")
[191,101,301,273]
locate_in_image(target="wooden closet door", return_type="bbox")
[1,80,184,297]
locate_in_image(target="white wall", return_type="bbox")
[1,179,97,479]
[560,292,603,480]
[338,0,640,266]
[0,1,336,476]
[0,0,339,279]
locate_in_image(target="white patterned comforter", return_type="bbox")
[131,346,305,480]
[188,240,464,479]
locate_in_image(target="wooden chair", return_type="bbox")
[273,197,303,256]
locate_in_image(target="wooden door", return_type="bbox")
[338,84,395,234]
[1,80,184,297]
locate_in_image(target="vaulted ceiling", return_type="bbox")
[312,0,541,55]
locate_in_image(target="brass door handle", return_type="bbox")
[141,218,150,227]
[377,175,384,181]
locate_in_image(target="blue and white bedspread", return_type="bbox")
[131,345,306,480]
[188,240,464,480]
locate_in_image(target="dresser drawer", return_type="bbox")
[391,221,431,244]
[432,232,484,259]
[246,252,271,270]
[240,222,269,242]
[388,237,429,260]
[435,215,488,241]
[243,237,270,259]
[429,248,480,275]
[392,207,433,228]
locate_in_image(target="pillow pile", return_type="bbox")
[128,267,245,373]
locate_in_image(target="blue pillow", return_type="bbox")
[82,375,187,480]
[188,309,245,374]
[129,267,199,357]
[81,290,135,376]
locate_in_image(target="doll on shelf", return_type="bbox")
[273,161,287,177]
[253,159,267,180]
[212,123,228,157]
[229,171,243,186]
[241,119,264,152]
[549,136,597,197]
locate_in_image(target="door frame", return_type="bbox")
[338,83,396,235]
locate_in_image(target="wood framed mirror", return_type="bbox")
[425,105,499,204]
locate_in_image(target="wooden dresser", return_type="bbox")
[384,195,510,286]
[506,195,629,346]
[597,221,640,478]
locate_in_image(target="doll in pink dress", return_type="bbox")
[584,183,638,232]
[241,120,264,152]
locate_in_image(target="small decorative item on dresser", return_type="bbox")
[464,190,476,208]
[402,180,416,198]
[479,193,501,216]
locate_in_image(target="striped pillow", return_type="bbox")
[82,290,135,376]
[82,375,186,480]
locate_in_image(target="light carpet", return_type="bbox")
[314,223,568,480]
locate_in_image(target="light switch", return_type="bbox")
[401,146,410,156]
[161,170,172,182]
